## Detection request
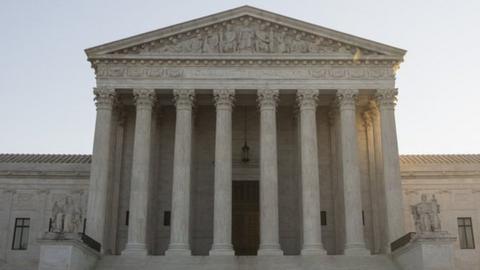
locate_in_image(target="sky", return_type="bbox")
[0,0,479,155]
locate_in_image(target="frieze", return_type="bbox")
[109,16,381,56]
[96,65,394,80]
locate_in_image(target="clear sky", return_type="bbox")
[0,0,478,154]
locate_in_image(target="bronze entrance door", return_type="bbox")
[232,181,259,255]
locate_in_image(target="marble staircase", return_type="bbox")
[95,255,400,270]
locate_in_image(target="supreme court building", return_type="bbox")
[1,6,480,270]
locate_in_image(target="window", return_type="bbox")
[125,211,129,226]
[320,211,327,226]
[12,218,30,250]
[458,217,475,249]
[164,211,171,226]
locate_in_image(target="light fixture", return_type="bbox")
[241,106,250,163]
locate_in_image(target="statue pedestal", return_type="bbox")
[38,232,100,270]
[392,232,456,270]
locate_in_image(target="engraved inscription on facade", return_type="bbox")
[96,65,393,80]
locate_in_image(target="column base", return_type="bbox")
[258,244,283,256]
[209,243,235,256]
[344,243,370,256]
[301,244,327,255]
[165,243,191,256]
[121,243,148,256]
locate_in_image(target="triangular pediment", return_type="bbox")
[86,6,405,59]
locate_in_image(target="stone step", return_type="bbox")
[95,255,400,270]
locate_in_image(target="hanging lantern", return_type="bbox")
[242,141,250,163]
[241,106,250,163]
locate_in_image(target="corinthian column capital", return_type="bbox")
[296,89,319,110]
[336,89,358,110]
[133,88,156,110]
[257,89,279,109]
[173,89,195,110]
[375,88,398,109]
[213,89,235,110]
[93,87,116,110]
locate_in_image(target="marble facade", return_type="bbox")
[82,6,406,259]
[0,6,478,270]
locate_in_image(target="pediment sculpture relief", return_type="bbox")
[50,196,83,233]
[411,194,441,234]
[111,16,380,56]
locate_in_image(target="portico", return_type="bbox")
[84,5,406,259]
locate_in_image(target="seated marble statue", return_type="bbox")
[50,196,83,233]
[411,194,441,234]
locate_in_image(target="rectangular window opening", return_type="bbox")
[164,211,171,226]
[362,211,365,226]
[321,211,327,226]
[12,218,30,250]
[458,217,475,249]
[125,211,129,226]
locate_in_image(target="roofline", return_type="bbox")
[400,154,480,165]
[85,5,406,58]
[0,154,92,164]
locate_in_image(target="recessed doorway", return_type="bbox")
[232,181,259,255]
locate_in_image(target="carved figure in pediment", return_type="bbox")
[160,40,180,53]
[255,24,271,53]
[273,31,287,53]
[221,24,237,53]
[290,34,309,53]
[237,20,256,53]
[176,34,203,53]
[203,30,220,53]
[309,37,332,53]
[338,45,352,54]
[309,38,322,53]
[111,16,375,55]
[190,34,204,53]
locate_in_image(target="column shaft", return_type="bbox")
[122,89,156,256]
[297,89,327,255]
[86,87,115,248]
[363,110,382,254]
[210,89,235,255]
[166,89,195,256]
[336,89,369,256]
[376,89,405,250]
[257,89,283,255]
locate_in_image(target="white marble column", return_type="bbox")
[257,89,283,256]
[336,89,369,256]
[122,89,156,256]
[86,87,116,248]
[362,109,382,254]
[166,89,195,256]
[210,89,235,255]
[375,89,405,250]
[297,89,327,255]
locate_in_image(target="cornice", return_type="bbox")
[89,56,400,69]
[0,170,90,179]
[401,170,480,179]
